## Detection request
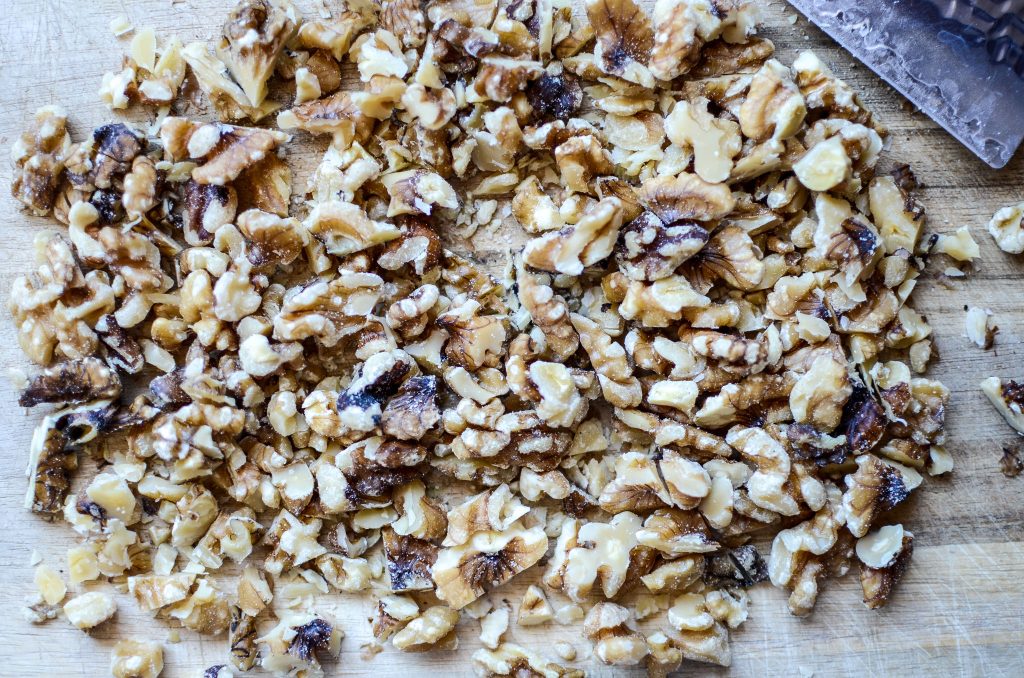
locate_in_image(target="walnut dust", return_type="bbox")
[9,0,961,674]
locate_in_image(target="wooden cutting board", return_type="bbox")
[1,1,1022,675]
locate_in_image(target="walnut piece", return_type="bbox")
[988,202,1024,254]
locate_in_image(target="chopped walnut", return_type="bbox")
[1000,447,1023,478]
[472,642,582,677]
[64,591,117,629]
[583,602,649,665]
[391,605,459,651]
[665,98,741,183]
[981,377,1024,435]
[857,524,913,609]
[218,0,296,107]
[964,306,997,349]
[988,202,1024,254]
[110,639,163,678]
[586,0,654,86]
[11,106,72,216]
[524,197,624,275]
[433,522,547,608]
[4,0,958,666]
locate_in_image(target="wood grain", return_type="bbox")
[1,1,1023,676]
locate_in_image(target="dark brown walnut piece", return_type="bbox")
[342,449,421,508]
[382,376,441,441]
[235,153,292,216]
[19,357,122,407]
[65,123,144,191]
[26,401,117,513]
[383,527,438,592]
[182,180,238,246]
[691,37,776,78]
[704,545,769,588]
[288,618,336,662]
[841,381,887,454]
[787,423,848,466]
[150,369,192,409]
[229,607,258,671]
[1000,446,1023,478]
[526,72,583,121]
[615,212,709,281]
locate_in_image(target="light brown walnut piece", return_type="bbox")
[665,97,742,183]
[381,375,441,440]
[856,523,914,609]
[517,264,579,361]
[472,57,544,103]
[571,313,642,408]
[393,480,447,541]
[372,594,420,641]
[473,643,583,677]
[964,306,997,350]
[380,0,427,48]
[277,90,375,145]
[789,353,852,432]
[792,50,874,126]
[433,523,547,609]
[217,0,297,108]
[638,173,736,224]
[392,605,459,652]
[586,0,654,86]
[650,0,718,81]
[554,134,615,194]
[637,508,719,555]
[524,197,626,274]
[437,297,507,371]
[512,176,564,234]
[738,59,806,142]
[181,41,278,121]
[237,208,306,267]
[121,155,158,218]
[10,106,72,216]
[842,454,917,538]
[981,377,1024,434]
[304,200,400,256]
[869,171,925,254]
[273,273,383,346]
[988,202,1024,254]
[443,484,529,547]
[599,451,673,513]
[545,512,653,600]
[382,169,459,217]
[583,602,650,666]
[110,639,163,678]
[64,591,117,630]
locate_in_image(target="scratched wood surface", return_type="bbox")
[1,0,1023,675]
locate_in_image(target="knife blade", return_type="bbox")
[787,0,1024,168]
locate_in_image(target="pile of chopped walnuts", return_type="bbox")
[10,0,973,675]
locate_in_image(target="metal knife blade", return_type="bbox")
[787,0,1024,168]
